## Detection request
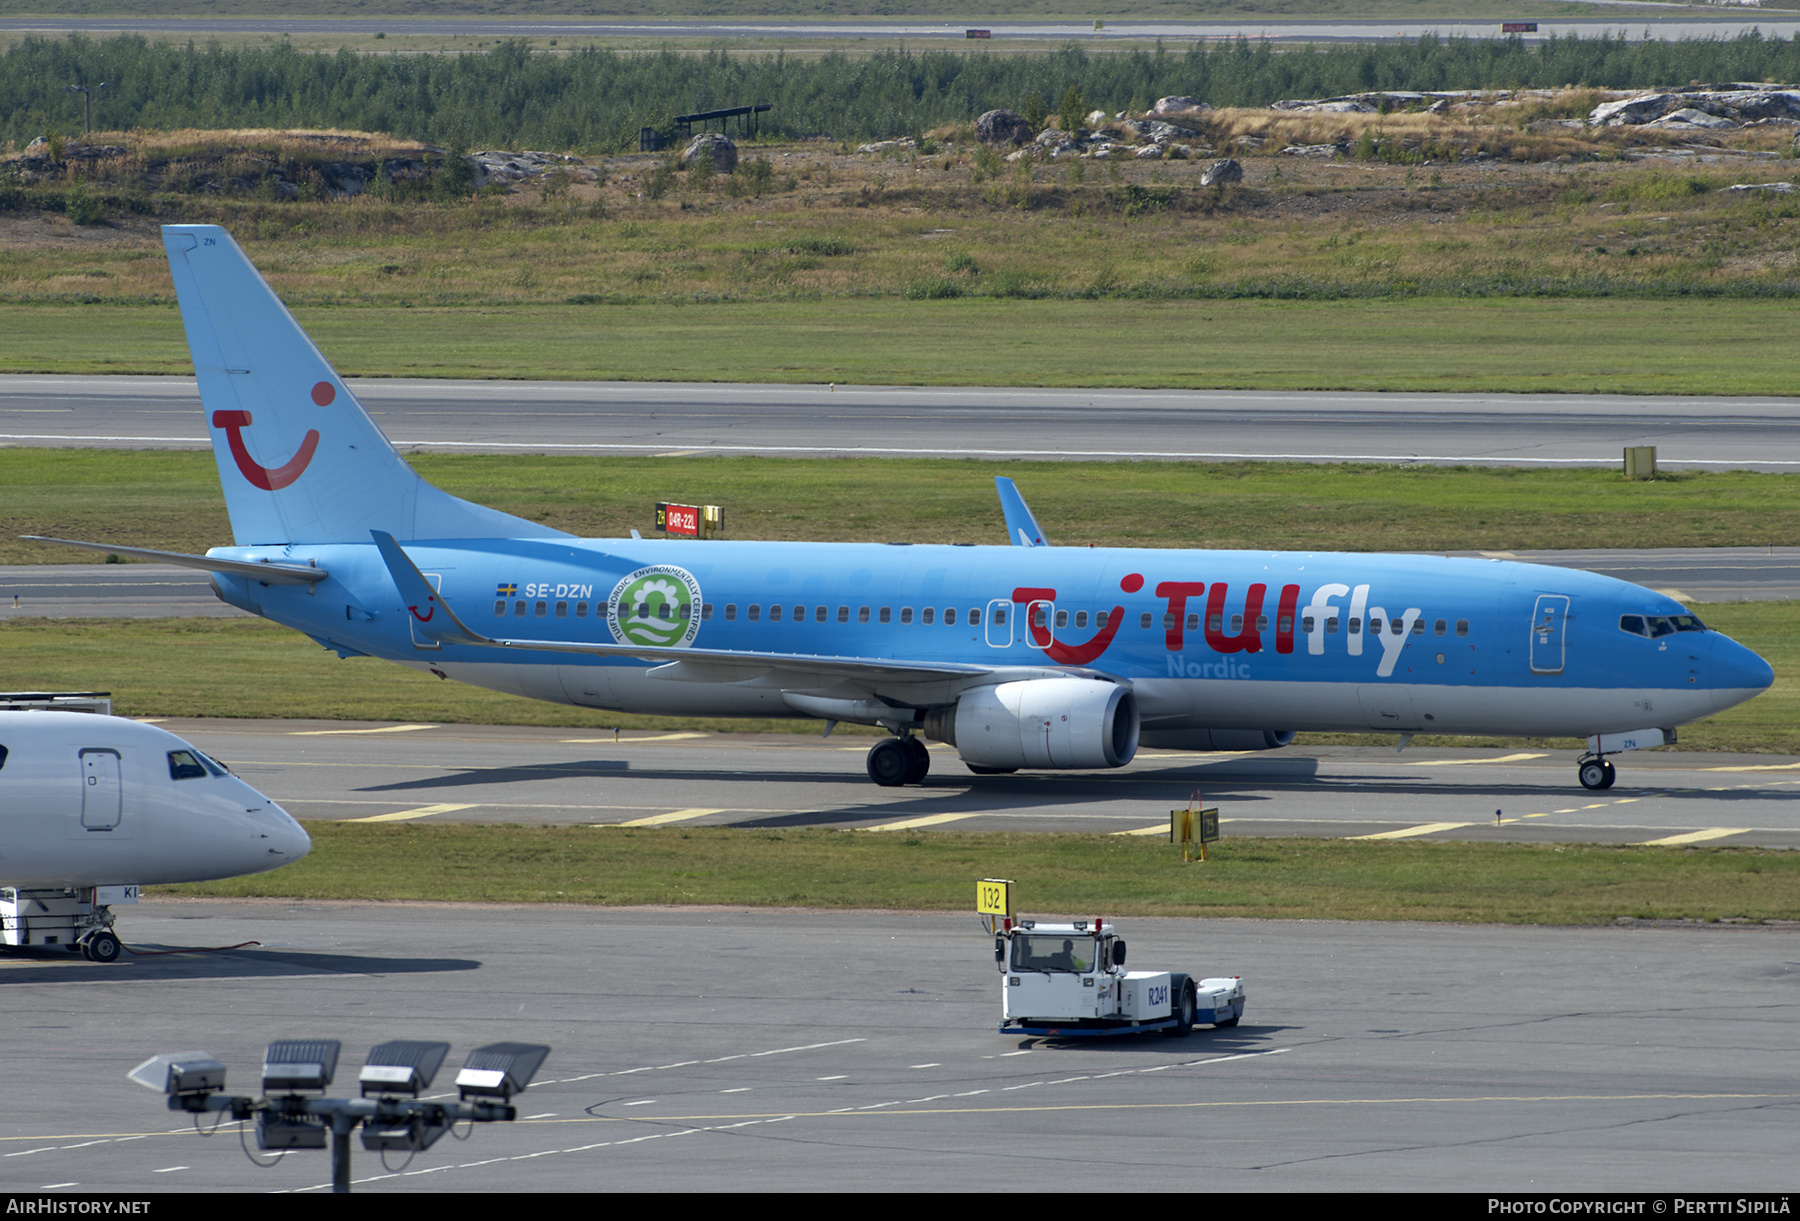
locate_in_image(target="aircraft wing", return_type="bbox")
[371,531,1096,692]
[22,536,328,585]
[995,477,1050,547]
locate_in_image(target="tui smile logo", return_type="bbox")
[607,566,703,649]
[210,380,333,490]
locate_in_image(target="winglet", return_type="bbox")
[995,477,1050,547]
[370,530,488,648]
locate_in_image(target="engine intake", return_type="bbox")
[925,678,1139,771]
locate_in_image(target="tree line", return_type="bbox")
[5,31,1799,152]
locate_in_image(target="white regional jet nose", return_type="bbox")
[219,777,311,875]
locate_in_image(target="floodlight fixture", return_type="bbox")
[454,1042,550,1102]
[359,1040,450,1098]
[263,1038,341,1093]
[257,1112,329,1150]
[127,1051,226,1098]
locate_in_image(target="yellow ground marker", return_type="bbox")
[293,724,439,736]
[1113,824,1172,837]
[1697,762,1800,772]
[1641,828,1751,846]
[561,732,709,744]
[1350,822,1475,840]
[350,802,475,823]
[1407,753,1548,767]
[617,807,723,827]
[863,812,981,832]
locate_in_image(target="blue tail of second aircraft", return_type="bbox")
[162,224,566,548]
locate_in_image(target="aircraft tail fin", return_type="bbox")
[995,477,1051,547]
[162,224,568,547]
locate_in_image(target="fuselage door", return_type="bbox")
[1530,594,1570,675]
[79,748,122,831]
[985,600,1014,648]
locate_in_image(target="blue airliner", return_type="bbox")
[32,226,1774,790]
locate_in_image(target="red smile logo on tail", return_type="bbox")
[211,381,331,490]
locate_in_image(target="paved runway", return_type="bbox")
[1,903,1795,1193]
[146,719,1800,849]
[6,375,1800,468]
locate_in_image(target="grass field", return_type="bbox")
[153,824,1800,925]
[8,297,1800,394]
[6,451,1799,564]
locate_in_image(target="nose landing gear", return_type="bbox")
[1577,755,1617,791]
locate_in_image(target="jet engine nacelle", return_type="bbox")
[927,678,1139,770]
[1139,729,1295,752]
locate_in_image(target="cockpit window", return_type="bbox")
[168,749,228,780]
[1620,614,1706,638]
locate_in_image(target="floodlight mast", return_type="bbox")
[129,1039,550,1193]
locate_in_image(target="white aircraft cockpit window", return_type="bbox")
[167,749,212,781]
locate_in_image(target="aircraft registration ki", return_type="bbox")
[26,226,1774,792]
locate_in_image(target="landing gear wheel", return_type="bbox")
[1599,761,1617,790]
[902,737,931,785]
[1579,759,1609,791]
[867,738,911,787]
[1162,981,1197,1038]
[83,932,121,964]
[966,764,1017,776]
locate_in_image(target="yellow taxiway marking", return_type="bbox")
[1695,762,1800,772]
[1113,825,1172,837]
[1350,822,1474,840]
[349,802,475,823]
[1641,827,1751,846]
[1406,753,1548,767]
[863,812,981,832]
[292,724,440,736]
[617,807,724,827]
[560,732,709,744]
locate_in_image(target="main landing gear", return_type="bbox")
[867,735,931,787]
[1577,755,1618,791]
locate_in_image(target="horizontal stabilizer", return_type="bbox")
[22,536,327,585]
